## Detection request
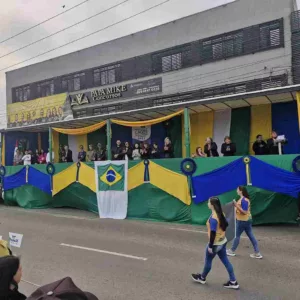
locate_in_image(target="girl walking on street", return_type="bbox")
[192,197,239,290]
[227,186,263,259]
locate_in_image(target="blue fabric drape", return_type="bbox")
[192,158,247,203]
[28,167,51,195]
[4,167,26,190]
[271,102,300,154]
[250,156,300,198]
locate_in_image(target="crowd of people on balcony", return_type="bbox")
[12,131,287,166]
[192,131,287,158]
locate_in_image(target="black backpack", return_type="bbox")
[26,277,98,300]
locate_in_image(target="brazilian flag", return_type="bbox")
[98,164,125,191]
[95,161,128,219]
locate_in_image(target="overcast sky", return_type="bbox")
[0,0,298,125]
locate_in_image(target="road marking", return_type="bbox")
[169,227,247,239]
[21,279,40,287]
[60,243,148,261]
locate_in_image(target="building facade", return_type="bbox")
[5,0,297,125]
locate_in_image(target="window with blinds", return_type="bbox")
[93,64,121,86]
[37,80,54,97]
[62,72,85,92]
[15,86,30,102]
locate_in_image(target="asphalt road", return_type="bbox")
[0,206,299,300]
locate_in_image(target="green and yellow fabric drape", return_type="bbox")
[53,121,106,135]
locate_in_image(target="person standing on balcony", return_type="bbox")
[221,136,236,156]
[204,137,219,157]
[163,137,173,158]
[252,134,268,155]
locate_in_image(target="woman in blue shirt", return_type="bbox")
[192,197,239,290]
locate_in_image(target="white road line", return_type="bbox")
[21,279,40,287]
[60,243,148,261]
[169,227,247,239]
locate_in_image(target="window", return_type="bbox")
[62,72,85,92]
[74,110,87,118]
[94,64,120,86]
[162,53,182,72]
[259,21,281,49]
[15,86,30,102]
[37,80,54,97]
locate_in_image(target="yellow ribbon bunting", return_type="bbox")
[53,121,106,135]
[111,110,184,127]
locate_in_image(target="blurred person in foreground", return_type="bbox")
[0,256,26,300]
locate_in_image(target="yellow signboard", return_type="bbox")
[7,93,73,128]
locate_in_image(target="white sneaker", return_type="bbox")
[226,249,236,257]
[250,253,263,259]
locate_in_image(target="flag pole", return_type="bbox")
[106,120,112,160]
[49,127,53,162]
[184,108,191,158]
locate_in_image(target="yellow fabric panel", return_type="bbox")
[53,121,106,135]
[78,163,96,193]
[1,134,5,165]
[52,130,59,163]
[76,134,88,152]
[0,240,10,257]
[128,162,144,191]
[249,104,271,154]
[297,92,300,132]
[190,111,214,154]
[53,163,77,196]
[111,110,184,127]
[149,161,191,205]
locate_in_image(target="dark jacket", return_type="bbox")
[113,145,124,160]
[267,138,287,155]
[78,150,86,162]
[163,144,173,158]
[151,148,161,159]
[0,256,26,300]
[252,141,268,155]
[204,142,219,157]
[96,148,106,161]
[123,147,133,160]
[65,149,73,163]
[141,147,151,160]
[221,143,236,156]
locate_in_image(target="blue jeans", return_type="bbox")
[231,220,259,253]
[202,243,236,282]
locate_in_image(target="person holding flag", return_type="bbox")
[191,197,239,290]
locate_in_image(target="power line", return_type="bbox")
[0,0,90,45]
[0,0,130,60]
[0,0,171,72]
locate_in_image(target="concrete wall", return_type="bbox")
[6,0,294,104]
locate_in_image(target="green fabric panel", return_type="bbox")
[169,116,182,158]
[255,154,298,172]
[193,156,240,176]
[5,165,24,176]
[4,185,53,209]
[87,127,107,149]
[52,182,98,213]
[230,107,251,155]
[59,133,68,147]
[127,183,191,223]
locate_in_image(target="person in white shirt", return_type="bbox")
[46,149,54,163]
[22,150,31,165]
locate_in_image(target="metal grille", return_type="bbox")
[14,86,30,103]
[291,11,300,83]
[62,72,85,92]
[37,80,54,97]
[93,64,121,86]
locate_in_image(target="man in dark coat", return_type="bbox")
[112,140,124,160]
[221,136,236,156]
[252,134,268,155]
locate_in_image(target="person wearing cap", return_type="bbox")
[0,256,26,300]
